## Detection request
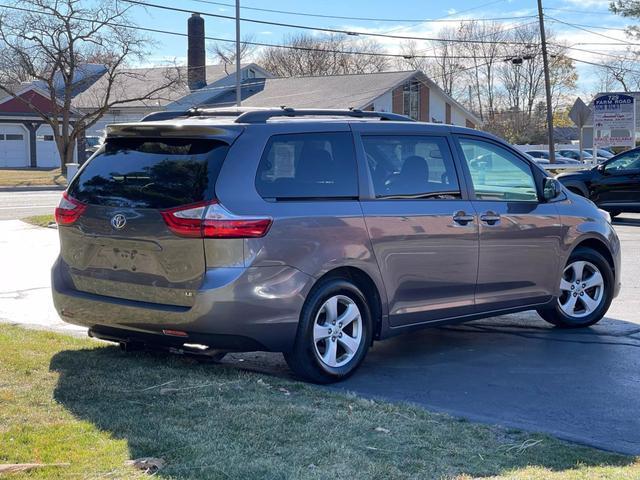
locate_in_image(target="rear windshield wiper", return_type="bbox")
[375,191,460,200]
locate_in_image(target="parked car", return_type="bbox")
[557,149,607,163]
[524,150,580,165]
[584,148,614,160]
[52,108,621,383]
[557,146,640,218]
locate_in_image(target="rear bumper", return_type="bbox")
[52,257,312,352]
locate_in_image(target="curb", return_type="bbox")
[0,185,65,192]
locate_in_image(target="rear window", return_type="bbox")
[68,138,229,209]
[255,132,358,200]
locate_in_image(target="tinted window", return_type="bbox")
[256,132,357,199]
[68,138,229,208]
[362,135,460,198]
[605,150,640,173]
[458,138,538,202]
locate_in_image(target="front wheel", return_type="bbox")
[538,247,614,328]
[284,279,372,384]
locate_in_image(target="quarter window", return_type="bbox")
[256,132,358,200]
[458,137,538,202]
[362,135,460,199]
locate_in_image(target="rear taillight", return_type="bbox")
[160,201,272,239]
[55,192,87,225]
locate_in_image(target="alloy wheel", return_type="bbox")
[558,260,605,318]
[312,295,363,368]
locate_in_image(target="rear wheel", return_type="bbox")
[284,278,372,384]
[538,248,613,328]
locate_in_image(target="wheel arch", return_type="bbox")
[562,181,588,197]
[571,237,615,274]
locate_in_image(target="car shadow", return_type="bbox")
[49,312,639,478]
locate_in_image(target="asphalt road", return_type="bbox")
[1,210,639,455]
[0,189,61,220]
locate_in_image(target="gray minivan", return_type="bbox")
[52,108,621,383]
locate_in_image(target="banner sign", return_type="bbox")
[593,94,636,148]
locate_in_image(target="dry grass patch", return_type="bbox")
[0,168,65,187]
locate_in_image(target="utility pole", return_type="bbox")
[235,0,241,106]
[537,0,555,163]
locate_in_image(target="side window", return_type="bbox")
[255,132,358,200]
[361,135,460,198]
[458,137,538,202]
[604,150,640,173]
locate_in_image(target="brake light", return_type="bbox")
[160,201,272,239]
[54,192,87,225]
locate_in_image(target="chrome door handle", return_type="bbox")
[453,211,474,225]
[480,212,501,225]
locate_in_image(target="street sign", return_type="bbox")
[593,94,636,148]
[569,97,592,128]
[569,98,593,163]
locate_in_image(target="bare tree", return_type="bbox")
[209,36,257,74]
[0,0,181,171]
[257,33,389,77]
[595,53,640,92]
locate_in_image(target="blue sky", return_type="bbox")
[129,0,636,94]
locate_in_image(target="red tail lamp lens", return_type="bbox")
[55,192,87,225]
[161,201,272,239]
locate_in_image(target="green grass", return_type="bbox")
[0,168,66,187]
[21,214,55,228]
[1,325,638,480]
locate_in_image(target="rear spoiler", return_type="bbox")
[105,122,242,143]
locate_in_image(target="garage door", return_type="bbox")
[0,125,28,167]
[36,125,61,167]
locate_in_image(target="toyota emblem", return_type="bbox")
[110,213,127,230]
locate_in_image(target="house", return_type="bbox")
[194,70,481,127]
[0,12,479,168]
[0,84,78,168]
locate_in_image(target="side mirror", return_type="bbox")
[543,177,562,202]
[597,163,606,173]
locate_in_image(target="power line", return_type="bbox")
[568,56,640,75]
[544,15,640,46]
[0,3,520,61]
[120,0,541,46]
[184,0,535,24]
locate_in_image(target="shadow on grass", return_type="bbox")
[50,344,635,479]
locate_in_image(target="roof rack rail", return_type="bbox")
[234,107,415,124]
[140,107,415,124]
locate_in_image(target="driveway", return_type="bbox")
[1,216,639,455]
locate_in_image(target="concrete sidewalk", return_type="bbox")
[0,220,84,336]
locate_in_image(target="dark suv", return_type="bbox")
[52,108,621,383]
[557,146,640,217]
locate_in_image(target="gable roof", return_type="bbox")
[231,70,416,110]
[72,63,261,110]
[202,70,482,125]
[0,83,78,116]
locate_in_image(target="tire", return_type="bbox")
[284,278,372,384]
[537,247,614,328]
